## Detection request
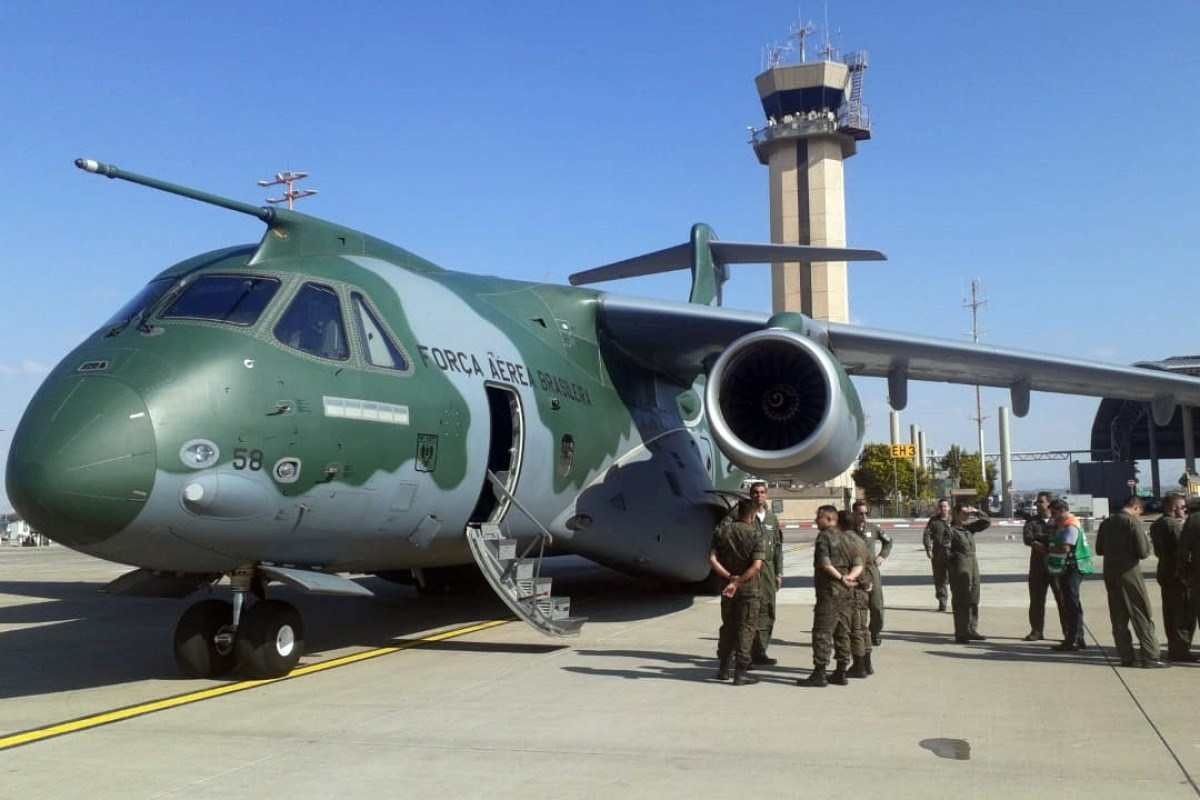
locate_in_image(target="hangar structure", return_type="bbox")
[1090,356,1200,497]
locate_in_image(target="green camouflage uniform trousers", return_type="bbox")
[812,527,865,668]
[712,520,767,671]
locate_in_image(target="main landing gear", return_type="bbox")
[173,567,304,679]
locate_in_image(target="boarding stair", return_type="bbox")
[464,472,586,637]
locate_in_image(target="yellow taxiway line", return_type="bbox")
[0,618,511,752]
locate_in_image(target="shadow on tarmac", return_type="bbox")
[563,648,813,685]
[0,557,693,700]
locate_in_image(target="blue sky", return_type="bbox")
[2,1,1199,510]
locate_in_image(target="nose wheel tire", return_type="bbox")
[174,598,237,678]
[234,599,304,678]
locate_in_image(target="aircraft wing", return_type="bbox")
[596,294,1200,423]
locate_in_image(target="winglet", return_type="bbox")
[75,158,275,223]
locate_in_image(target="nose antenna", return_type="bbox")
[74,159,275,224]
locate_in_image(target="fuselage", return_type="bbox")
[7,215,737,583]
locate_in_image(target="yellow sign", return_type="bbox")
[891,444,917,459]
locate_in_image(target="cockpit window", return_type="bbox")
[161,275,280,326]
[103,277,175,331]
[273,283,350,361]
[351,292,408,370]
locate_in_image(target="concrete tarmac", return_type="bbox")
[1,532,1198,799]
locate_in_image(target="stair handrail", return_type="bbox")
[485,470,556,576]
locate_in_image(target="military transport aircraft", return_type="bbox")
[8,159,1200,679]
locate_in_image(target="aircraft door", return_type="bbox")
[468,384,524,524]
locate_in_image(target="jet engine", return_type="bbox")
[704,329,864,481]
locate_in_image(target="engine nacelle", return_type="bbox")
[704,329,864,481]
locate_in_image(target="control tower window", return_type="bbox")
[162,275,280,326]
[274,282,350,361]
[351,292,408,370]
[103,277,175,330]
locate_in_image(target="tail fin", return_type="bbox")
[568,224,884,307]
[687,223,724,306]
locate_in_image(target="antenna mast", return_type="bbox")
[965,279,989,485]
[257,170,318,210]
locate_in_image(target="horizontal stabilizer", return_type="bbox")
[569,239,885,286]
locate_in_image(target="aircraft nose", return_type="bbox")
[6,376,157,547]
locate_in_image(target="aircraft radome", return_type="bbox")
[8,159,1200,679]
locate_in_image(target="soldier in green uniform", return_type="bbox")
[748,481,783,667]
[1178,504,1200,648]
[1022,491,1070,643]
[840,509,874,678]
[851,499,893,646]
[1149,494,1194,661]
[923,499,953,612]
[709,497,766,685]
[1095,496,1164,668]
[798,505,865,688]
[946,502,990,643]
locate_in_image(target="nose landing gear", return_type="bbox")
[172,567,304,679]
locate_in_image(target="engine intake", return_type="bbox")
[705,329,864,480]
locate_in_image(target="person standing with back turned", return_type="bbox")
[1095,496,1165,668]
[1148,494,1194,661]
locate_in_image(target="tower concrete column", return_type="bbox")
[889,410,900,446]
[998,407,1013,517]
[751,51,870,493]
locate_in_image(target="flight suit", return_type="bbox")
[923,516,952,608]
[811,527,865,670]
[711,520,765,673]
[854,522,892,642]
[1095,510,1158,664]
[1179,512,1200,636]
[752,509,783,661]
[946,515,990,640]
[1149,515,1193,658]
[1023,514,1067,639]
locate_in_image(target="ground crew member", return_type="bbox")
[1177,505,1200,652]
[1149,494,1195,661]
[946,502,990,643]
[798,505,864,688]
[748,481,783,666]
[1095,496,1165,668]
[840,509,874,678]
[851,500,892,646]
[709,497,766,685]
[1022,491,1069,643]
[923,499,953,611]
[1047,498,1086,651]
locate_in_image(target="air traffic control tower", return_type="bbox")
[749,45,870,322]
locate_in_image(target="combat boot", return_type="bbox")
[829,662,849,685]
[716,661,732,681]
[847,658,868,679]
[864,653,874,675]
[732,670,758,686]
[937,599,947,612]
[796,668,827,687]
